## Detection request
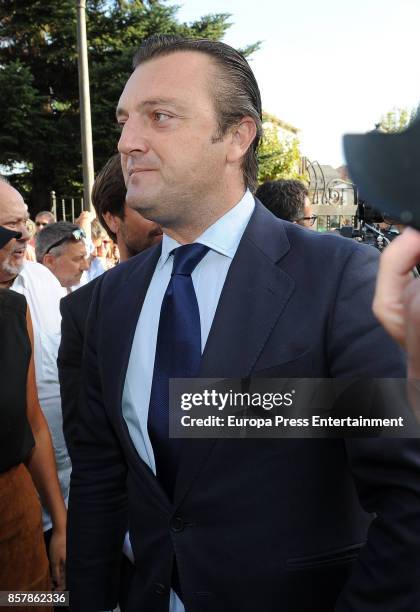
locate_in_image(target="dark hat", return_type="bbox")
[0,226,22,249]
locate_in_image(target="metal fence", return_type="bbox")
[49,183,359,233]
[312,203,358,232]
[50,191,84,223]
[304,159,359,232]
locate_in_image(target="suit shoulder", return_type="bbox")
[283,221,379,262]
[60,276,100,315]
[251,203,376,266]
[0,288,27,313]
[101,244,161,289]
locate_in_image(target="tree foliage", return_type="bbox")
[257,116,302,184]
[1,0,300,213]
[377,107,411,133]
[0,0,235,211]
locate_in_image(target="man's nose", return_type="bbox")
[19,224,31,241]
[117,119,149,156]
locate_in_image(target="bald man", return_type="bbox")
[0,178,68,589]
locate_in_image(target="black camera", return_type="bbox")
[337,198,400,251]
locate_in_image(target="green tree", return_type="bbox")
[0,0,240,212]
[377,107,411,133]
[257,114,302,184]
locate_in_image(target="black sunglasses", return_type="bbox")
[295,215,318,227]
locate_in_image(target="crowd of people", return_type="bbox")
[0,157,162,610]
[1,33,420,612]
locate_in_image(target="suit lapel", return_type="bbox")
[102,246,162,411]
[174,202,295,506]
[100,245,171,505]
[200,234,294,378]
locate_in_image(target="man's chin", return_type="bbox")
[125,188,147,212]
[2,260,24,278]
[150,233,163,246]
[125,183,158,211]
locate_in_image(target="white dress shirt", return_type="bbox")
[11,261,71,531]
[122,190,255,612]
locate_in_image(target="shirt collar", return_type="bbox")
[158,190,255,269]
[11,264,27,289]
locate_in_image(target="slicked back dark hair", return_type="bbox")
[91,154,126,242]
[132,34,263,192]
[255,179,309,221]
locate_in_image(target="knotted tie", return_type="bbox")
[148,243,209,499]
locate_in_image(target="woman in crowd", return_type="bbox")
[0,226,67,609]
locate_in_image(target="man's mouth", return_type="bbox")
[128,167,156,176]
[12,246,26,257]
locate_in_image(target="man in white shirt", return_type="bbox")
[0,178,69,579]
[35,221,90,291]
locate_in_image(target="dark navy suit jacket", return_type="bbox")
[65,202,420,611]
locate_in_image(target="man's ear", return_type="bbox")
[103,211,121,235]
[42,253,55,271]
[226,117,257,164]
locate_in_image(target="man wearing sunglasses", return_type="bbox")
[35,221,90,291]
[255,178,317,227]
[0,176,68,591]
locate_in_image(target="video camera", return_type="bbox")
[337,197,400,252]
[343,116,420,231]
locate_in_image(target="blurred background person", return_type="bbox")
[25,217,37,261]
[70,211,105,283]
[91,153,163,260]
[29,210,56,249]
[90,218,112,273]
[35,221,90,291]
[35,210,56,233]
[59,153,164,451]
[58,153,162,611]
[0,227,66,601]
[109,241,121,266]
[0,178,68,593]
[255,179,317,228]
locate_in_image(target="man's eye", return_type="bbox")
[154,112,171,123]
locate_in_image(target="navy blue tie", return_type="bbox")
[148,243,209,499]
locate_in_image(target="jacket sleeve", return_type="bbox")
[329,244,420,611]
[58,295,84,458]
[336,437,420,611]
[65,282,128,611]
[327,242,406,378]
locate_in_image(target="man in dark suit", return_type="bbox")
[58,154,162,611]
[58,153,162,454]
[66,35,420,612]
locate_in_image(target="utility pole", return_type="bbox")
[76,0,94,211]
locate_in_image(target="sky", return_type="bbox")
[168,0,420,167]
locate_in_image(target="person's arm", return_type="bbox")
[57,293,85,458]
[324,242,420,611]
[75,210,94,244]
[66,280,128,611]
[25,308,67,590]
[373,227,420,378]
